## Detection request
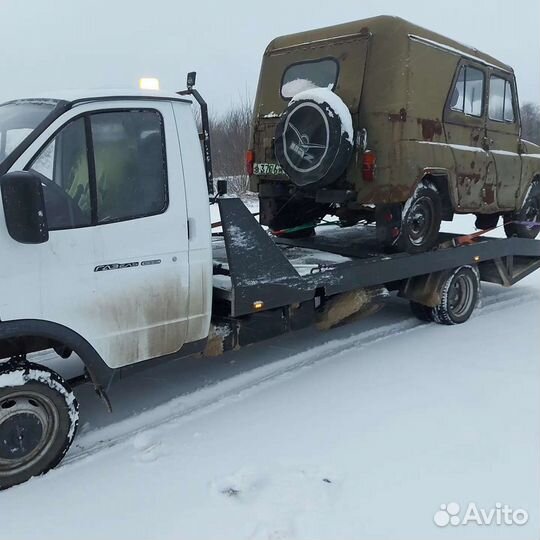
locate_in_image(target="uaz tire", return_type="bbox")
[504,180,540,239]
[397,181,442,253]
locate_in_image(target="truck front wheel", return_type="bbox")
[0,361,79,490]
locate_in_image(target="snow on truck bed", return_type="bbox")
[212,234,354,291]
[212,208,381,291]
[2,212,539,540]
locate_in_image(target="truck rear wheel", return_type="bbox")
[504,181,540,239]
[0,361,78,490]
[432,266,480,325]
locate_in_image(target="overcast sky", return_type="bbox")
[1,0,538,113]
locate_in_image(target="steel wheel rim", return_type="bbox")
[523,196,540,228]
[448,274,474,317]
[407,196,435,246]
[0,390,59,476]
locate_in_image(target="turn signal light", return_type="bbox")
[246,149,255,176]
[362,150,377,182]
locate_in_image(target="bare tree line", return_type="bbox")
[208,101,540,194]
[208,99,253,194]
[521,103,540,144]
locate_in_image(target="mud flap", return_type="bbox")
[316,287,389,330]
[398,271,449,307]
[375,204,402,246]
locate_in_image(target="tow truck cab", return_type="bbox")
[0,91,213,371]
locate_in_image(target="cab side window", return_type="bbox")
[90,111,168,223]
[488,76,515,123]
[449,65,484,117]
[30,118,92,230]
[29,110,168,230]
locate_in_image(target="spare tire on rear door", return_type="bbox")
[274,88,354,188]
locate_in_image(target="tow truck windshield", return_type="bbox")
[0,100,58,173]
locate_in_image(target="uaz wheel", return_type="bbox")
[0,361,79,490]
[504,180,540,239]
[398,181,442,253]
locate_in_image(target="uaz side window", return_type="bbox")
[489,76,515,122]
[281,59,338,99]
[449,65,484,117]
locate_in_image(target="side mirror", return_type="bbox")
[186,71,196,90]
[1,171,49,244]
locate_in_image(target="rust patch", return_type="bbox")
[484,185,495,205]
[458,173,481,185]
[388,108,407,122]
[418,118,442,141]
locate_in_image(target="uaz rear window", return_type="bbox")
[281,58,338,99]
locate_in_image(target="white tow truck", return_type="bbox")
[0,74,539,489]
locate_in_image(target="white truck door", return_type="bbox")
[13,100,191,368]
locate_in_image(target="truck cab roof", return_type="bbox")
[9,88,191,106]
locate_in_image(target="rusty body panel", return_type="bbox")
[250,15,540,223]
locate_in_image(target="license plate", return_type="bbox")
[253,162,285,176]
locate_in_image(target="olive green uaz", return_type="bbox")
[248,16,540,252]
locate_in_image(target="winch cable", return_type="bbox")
[273,219,540,243]
[451,220,540,247]
[272,218,351,237]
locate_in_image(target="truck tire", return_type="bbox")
[396,181,442,253]
[432,266,480,325]
[504,181,540,239]
[274,88,353,189]
[0,361,79,490]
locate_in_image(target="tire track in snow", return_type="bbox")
[62,287,538,467]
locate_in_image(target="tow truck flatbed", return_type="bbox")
[212,198,540,318]
[203,198,540,354]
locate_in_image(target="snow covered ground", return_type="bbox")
[1,210,539,540]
